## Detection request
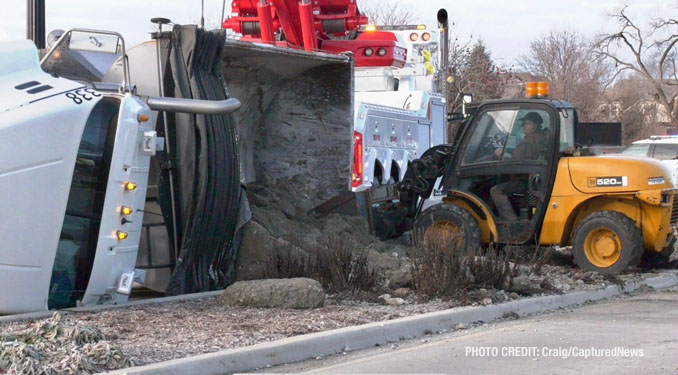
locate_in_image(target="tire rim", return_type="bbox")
[423,221,462,247]
[584,228,621,268]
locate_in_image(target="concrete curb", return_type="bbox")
[106,271,678,375]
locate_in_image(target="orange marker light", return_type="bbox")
[537,82,549,97]
[526,82,538,98]
[116,230,128,240]
[124,182,137,191]
[53,51,62,60]
[121,206,133,216]
[138,114,149,123]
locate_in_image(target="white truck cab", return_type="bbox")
[0,29,240,314]
[0,39,154,313]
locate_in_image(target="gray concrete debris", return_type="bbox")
[392,288,411,298]
[379,294,406,306]
[220,278,325,309]
[509,276,543,295]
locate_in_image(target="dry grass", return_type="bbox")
[411,231,519,297]
[262,235,379,294]
[0,313,133,374]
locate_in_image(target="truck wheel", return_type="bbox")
[573,211,643,275]
[413,204,481,254]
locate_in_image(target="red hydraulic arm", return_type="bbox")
[257,0,275,43]
[222,0,406,68]
[298,0,317,51]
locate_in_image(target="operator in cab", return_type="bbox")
[490,111,547,221]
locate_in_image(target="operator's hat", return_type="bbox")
[518,111,543,126]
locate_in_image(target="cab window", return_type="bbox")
[49,98,120,309]
[461,108,551,165]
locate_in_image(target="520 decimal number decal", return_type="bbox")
[65,89,101,104]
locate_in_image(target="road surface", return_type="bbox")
[265,288,678,374]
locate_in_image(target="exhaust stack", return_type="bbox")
[144,96,242,114]
[437,8,448,109]
[26,0,46,49]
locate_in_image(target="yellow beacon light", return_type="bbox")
[121,206,133,216]
[116,230,128,240]
[537,82,549,98]
[526,82,538,98]
[416,25,426,30]
[124,182,137,191]
[365,25,377,32]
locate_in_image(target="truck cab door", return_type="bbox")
[447,103,560,243]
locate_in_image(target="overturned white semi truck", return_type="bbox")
[0,30,242,313]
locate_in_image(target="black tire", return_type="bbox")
[413,203,481,254]
[641,237,676,269]
[572,211,643,275]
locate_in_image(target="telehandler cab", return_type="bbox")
[398,83,677,274]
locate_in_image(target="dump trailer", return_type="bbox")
[0,30,241,314]
[397,82,677,274]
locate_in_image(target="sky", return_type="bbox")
[0,0,675,66]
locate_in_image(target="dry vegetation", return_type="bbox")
[262,235,379,295]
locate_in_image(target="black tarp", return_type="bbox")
[155,26,241,295]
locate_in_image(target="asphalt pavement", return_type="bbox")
[269,288,678,375]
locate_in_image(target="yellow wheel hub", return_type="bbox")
[584,228,621,268]
[423,221,462,246]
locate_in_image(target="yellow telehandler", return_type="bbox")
[398,83,677,274]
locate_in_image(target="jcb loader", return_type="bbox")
[398,83,677,274]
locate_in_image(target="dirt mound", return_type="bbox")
[237,173,409,287]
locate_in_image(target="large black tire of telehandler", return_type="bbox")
[413,203,481,254]
[572,211,643,275]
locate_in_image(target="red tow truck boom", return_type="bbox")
[222,0,407,68]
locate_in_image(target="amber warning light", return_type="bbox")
[526,82,548,98]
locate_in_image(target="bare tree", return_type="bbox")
[359,0,415,26]
[603,74,657,142]
[518,30,613,121]
[595,6,678,125]
[444,36,513,113]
